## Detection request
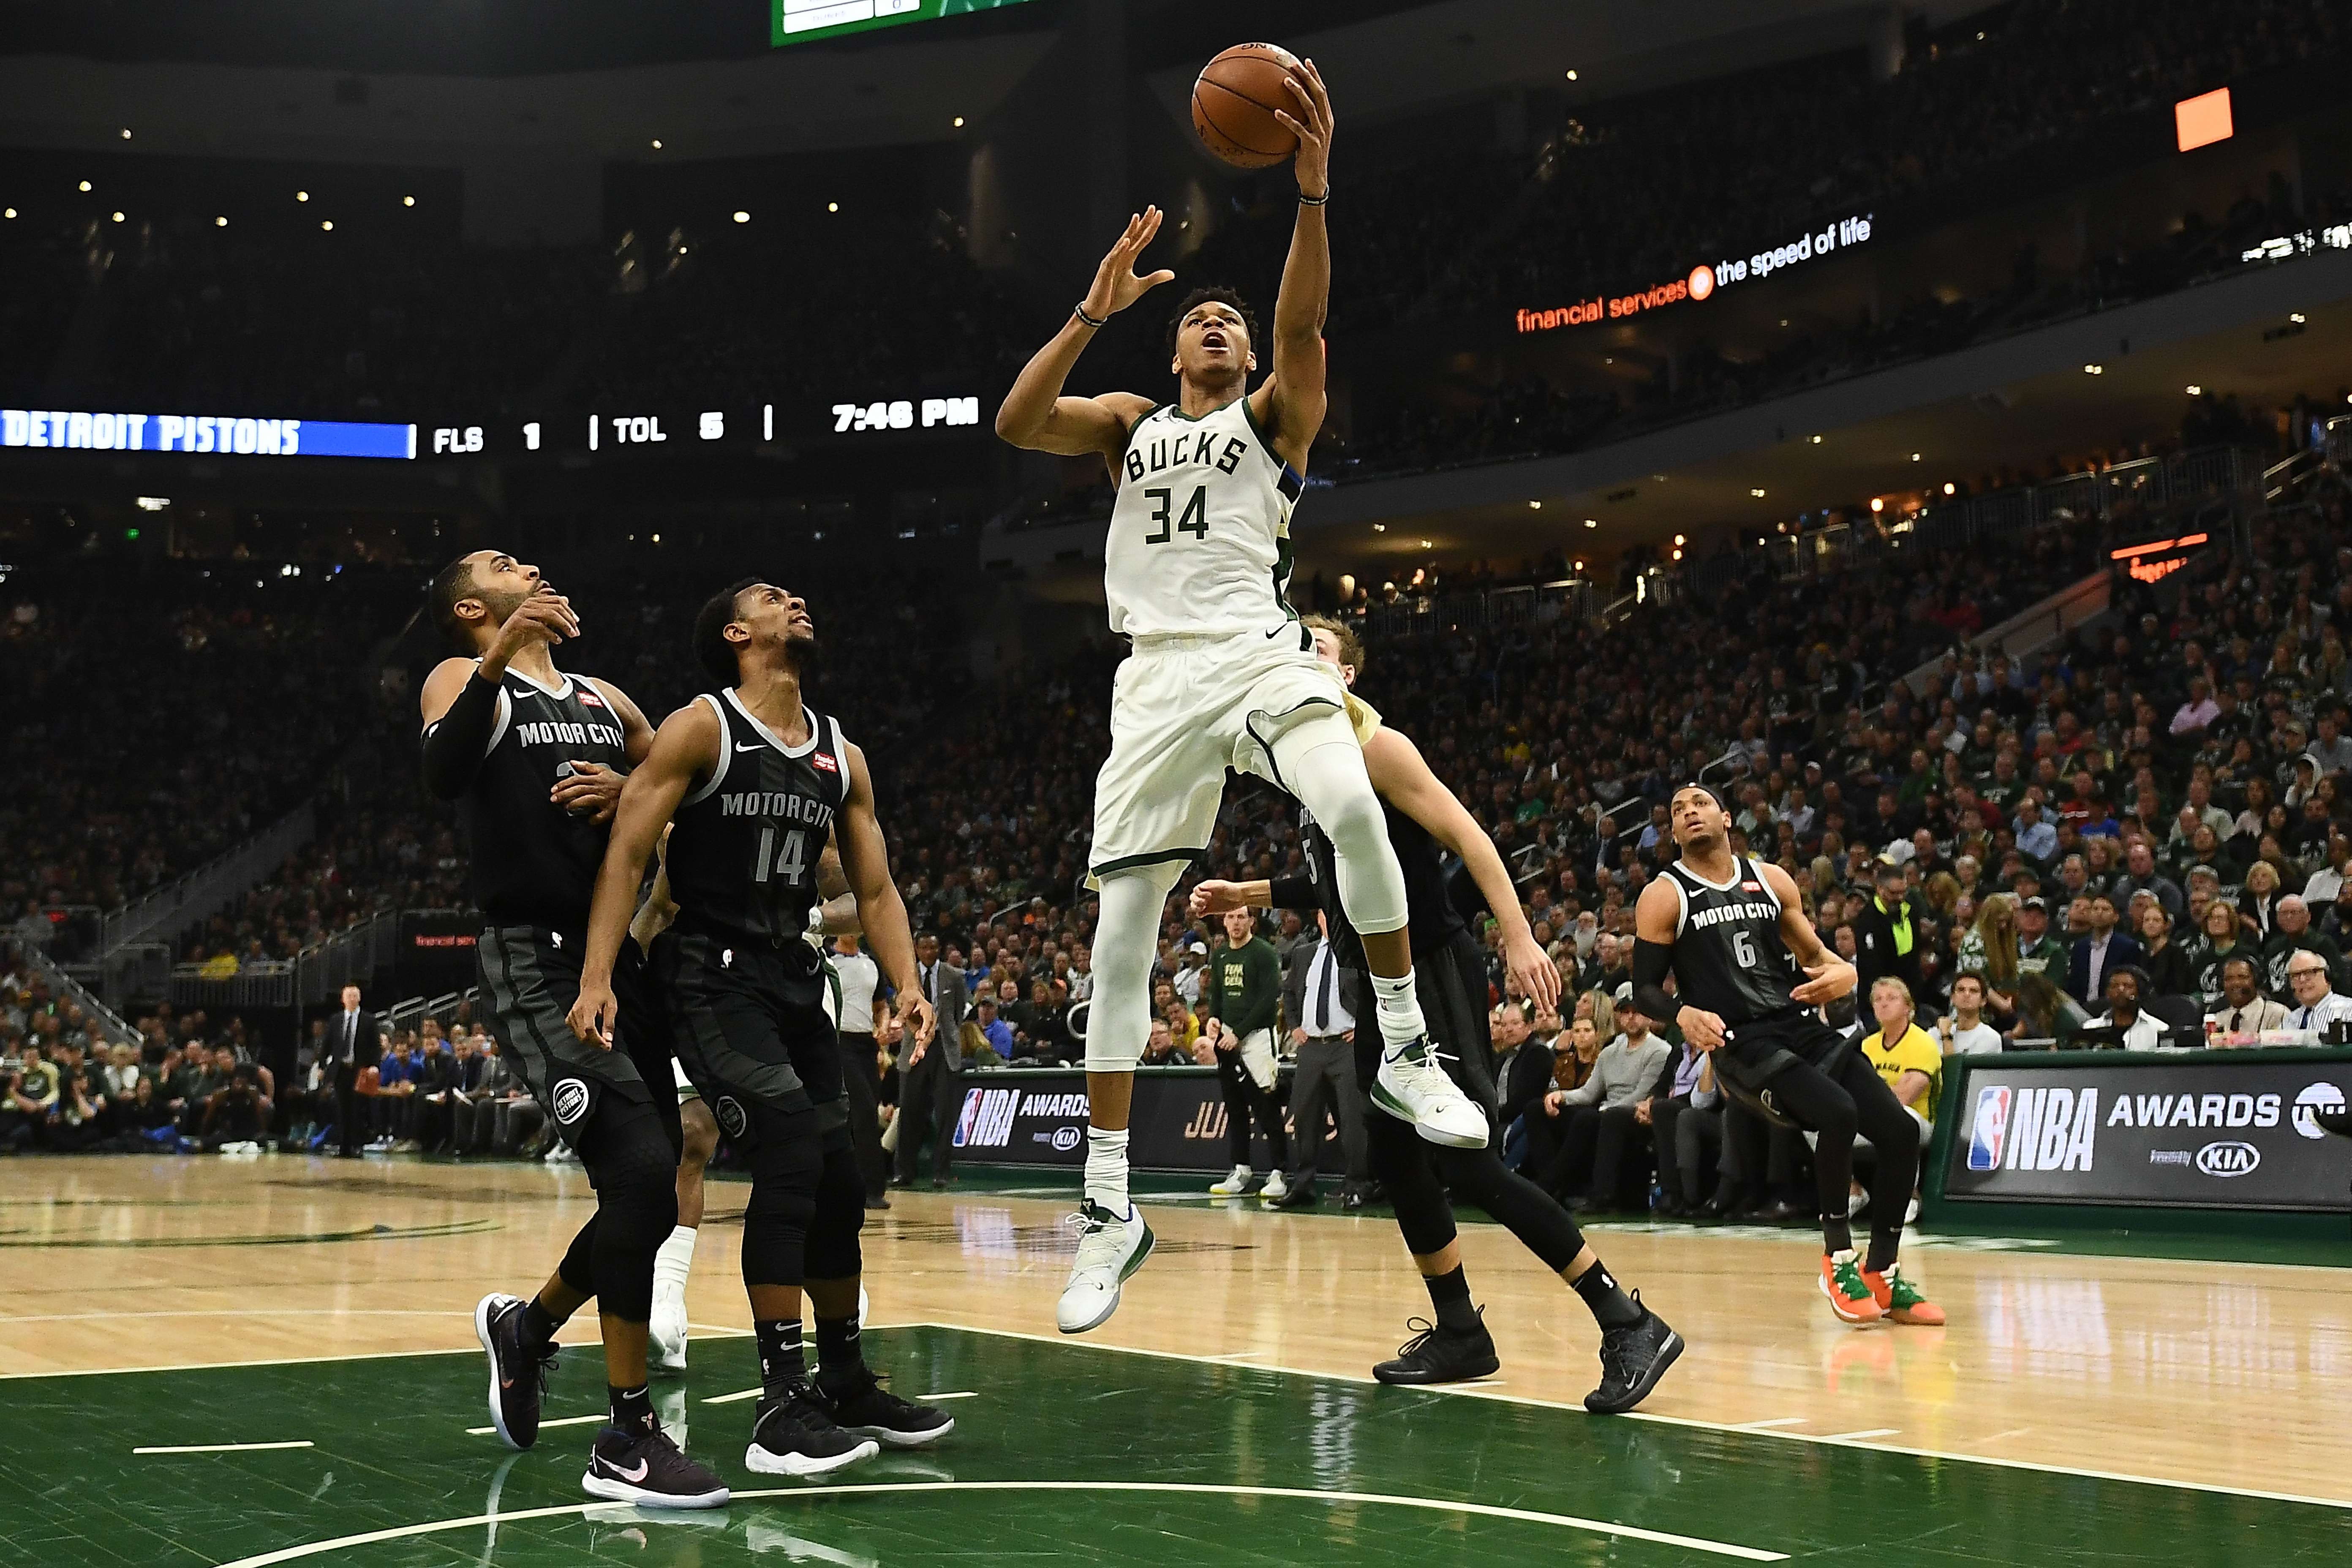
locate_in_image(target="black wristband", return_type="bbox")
[1298,187,1330,206]
[1073,303,1108,328]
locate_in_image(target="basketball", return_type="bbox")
[1192,43,1304,169]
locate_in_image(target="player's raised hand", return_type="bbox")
[485,585,578,670]
[1082,207,1176,321]
[1277,58,1334,199]
[551,760,626,823]
[1503,929,1560,1011]
[1187,879,1249,917]
[566,977,618,1050]
[1676,1004,1731,1053]
[1791,957,1857,1007]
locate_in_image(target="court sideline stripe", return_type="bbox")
[204,1480,1786,1567]
[465,1413,605,1437]
[136,1441,314,1455]
[900,1319,2352,1514]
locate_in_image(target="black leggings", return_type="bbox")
[1215,1044,1289,1169]
[1353,931,1588,1272]
[1764,1048,1922,1258]
[552,1094,681,1323]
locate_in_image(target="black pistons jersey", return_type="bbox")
[1302,797,1465,970]
[455,665,632,926]
[1662,855,1801,1026]
[664,689,847,944]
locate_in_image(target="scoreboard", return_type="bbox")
[426,395,985,456]
[770,0,1035,49]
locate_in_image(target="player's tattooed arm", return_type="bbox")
[568,702,720,1047]
[994,208,1167,463]
[1252,58,1333,468]
[1633,879,1719,1051]
[834,742,933,1048]
[1763,861,1856,1007]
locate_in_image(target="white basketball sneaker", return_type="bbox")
[1258,1168,1289,1202]
[1206,1165,1255,1196]
[1056,1200,1154,1334]
[1371,1037,1490,1149]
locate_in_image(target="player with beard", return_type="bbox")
[1636,785,1944,1326]
[421,550,725,1508]
[569,580,949,1478]
[1190,616,1681,1411]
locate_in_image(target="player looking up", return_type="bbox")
[995,59,1481,1337]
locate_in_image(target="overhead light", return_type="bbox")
[135,496,170,511]
[1943,482,1957,495]
[1420,539,1433,549]
[1673,534,1685,546]
[1778,318,1788,327]
[110,210,123,223]
[1372,523,1386,533]
[321,220,334,231]
[651,533,661,544]
[1671,547,1682,561]
[1808,434,1822,444]
[1565,69,1579,80]
[1582,518,1598,528]
[1527,500,1541,509]
[2289,312,2307,324]
[2083,362,2104,374]
[1573,560,1585,572]
[732,210,750,223]
[2185,383,2202,395]
[651,139,663,149]
[2,209,14,219]
[78,180,92,192]
[1870,498,1884,513]
[1651,474,1666,482]
[828,201,839,213]
[403,195,416,207]
[1749,487,1767,498]
[296,190,309,202]
[1910,452,1922,462]
[120,128,132,140]
[215,215,227,226]
[953,116,966,127]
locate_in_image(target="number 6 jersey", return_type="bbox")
[1104,396,1305,639]
[664,689,846,944]
[1661,855,1804,1026]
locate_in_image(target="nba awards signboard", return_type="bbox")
[945,1067,1315,1172]
[1943,1051,2352,1212]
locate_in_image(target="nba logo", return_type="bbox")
[952,1088,985,1148]
[1968,1085,2012,1171]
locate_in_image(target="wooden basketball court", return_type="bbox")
[7,1154,2349,1565]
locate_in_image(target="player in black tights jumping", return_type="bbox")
[1190,615,1682,1412]
[1632,784,1944,1326]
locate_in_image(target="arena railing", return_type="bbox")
[1356,577,1601,642]
[8,938,139,1046]
[99,804,316,957]
[169,960,294,1011]
[296,909,402,1007]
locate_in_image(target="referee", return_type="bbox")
[829,932,890,1208]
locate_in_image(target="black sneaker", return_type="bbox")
[745,1386,882,1478]
[582,1424,730,1509]
[811,1368,956,1448]
[1585,1294,1683,1414]
[1372,1314,1500,1385]
[474,1292,557,1451]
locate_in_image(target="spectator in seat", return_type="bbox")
[1641,1028,1711,1217]
[2067,893,2142,1006]
[2135,902,2195,1000]
[1938,973,2006,1055]
[2205,955,2288,1043]
[1546,1004,1671,1213]
[2284,950,2352,1038]
[1511,1013,1597,1178]
[1139,1018,1190,1066]
[452,1038,510,1154]
[199,1061,271,1150]
[2085,966,2170,1051]
[2262,896,2346,997]
[2240,860,2285,944]
[968,996,1014,1063]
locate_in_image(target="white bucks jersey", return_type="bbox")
[1105,397,1304,638]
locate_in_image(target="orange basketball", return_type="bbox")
[1192,43,1304,169]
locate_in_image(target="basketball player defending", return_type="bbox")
[997,60,1482,1334]
[569,580,952,1477]
[1193,618,1682,1411]
[420,551,726,1508]
[1634,786,1944,1326]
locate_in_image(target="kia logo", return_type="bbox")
[2194,1141,2261,1177]
[1050,1126,1082,1152]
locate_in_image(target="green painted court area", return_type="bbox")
[11,1327,2343,1566]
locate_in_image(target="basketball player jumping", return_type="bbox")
[1633,785,1944,1326]
[1192,618,1682,1411]
[421,550,727,1508]
[996,59,1484,1335]
[569,580,951,1477]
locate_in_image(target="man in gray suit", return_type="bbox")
[1277,915,1369,1210]
[893,934,969,1189]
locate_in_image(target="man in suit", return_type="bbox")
[893,934,968,1189]
[1851,860,1927,1008]
[2203,955,2289,1041]
[326,983,381,1157]
[2067,893,2143,1007]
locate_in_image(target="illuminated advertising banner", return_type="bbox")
[772,0,1034,48]
[941,1066,1336,1173]
[0,409,415,459]
[1516,211,1875,334]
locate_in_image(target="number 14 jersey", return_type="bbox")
[666,689,846,944]
[1104,396,1305,639]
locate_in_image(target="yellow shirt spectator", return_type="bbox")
[1860,1022,1944,1125]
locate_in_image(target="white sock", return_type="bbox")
[1369,970,1428,1051]
[1084,1127,1132,1220]
[653,1224,696,1306]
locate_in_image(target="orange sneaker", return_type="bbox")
[1859,1262,1945,1326]
[1819,1250,1883,1325]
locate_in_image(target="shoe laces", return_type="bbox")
[1827,1252,1871,1299]
[1391,1316,1439,1360]
[1065,1203,1132,1268]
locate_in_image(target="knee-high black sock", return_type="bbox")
[814,1313,866,1388]
[1423,1265,1480,1333]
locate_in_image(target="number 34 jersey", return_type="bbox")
[664,689,847,945]
[1104,395,1306,639]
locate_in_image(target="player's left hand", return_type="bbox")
[1503,931,1560,1011]
[1188,879,1248,917]
[566,980,617,1049]
[551,761,626,823]
[1791,958,1857,1006]
[1277,58,1333,199]
[899,992,938,1051]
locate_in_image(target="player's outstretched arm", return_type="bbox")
[1361,725,1557,1010]
[1633,879,1722,1050]
[1767,862,1856,1006]
[994,208,1168,459]
[834,742,933,1047]
[568,703,719,1046]
[1250,58,1333,468]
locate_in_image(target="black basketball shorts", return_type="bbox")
[650,925,848,1151]
[1711,1007,1857,1095]
[477,925,670,1152]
